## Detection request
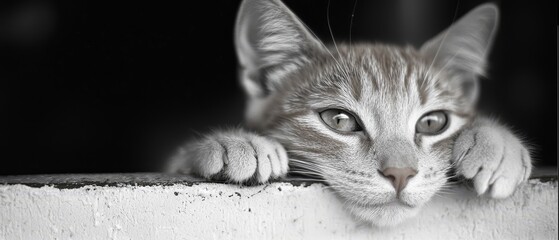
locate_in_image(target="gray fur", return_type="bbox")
[166,0,531,227]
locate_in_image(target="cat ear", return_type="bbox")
[235,0,325,98]
[420,3,499,103]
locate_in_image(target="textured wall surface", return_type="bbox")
[0,174,557,239]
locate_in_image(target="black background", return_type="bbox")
[0,0,556,175]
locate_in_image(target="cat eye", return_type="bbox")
[319,109,362,133]
[416,111,448,135]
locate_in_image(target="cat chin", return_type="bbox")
[347,201,422,227]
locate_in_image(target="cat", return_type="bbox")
[166,0,532,227]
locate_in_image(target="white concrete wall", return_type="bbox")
[0,175,557,239]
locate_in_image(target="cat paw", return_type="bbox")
[452,122,531,199]
[175,131,289,183]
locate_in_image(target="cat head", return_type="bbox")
[235,0,498,226]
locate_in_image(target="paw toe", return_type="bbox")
[472,168,492,195]
[221,139,257,182]
[274,141,289,175]
[193,139,226,177]
[521,148,532,181]
[489,177,517,199]
[457,129,504,179]
[250,138,274,182]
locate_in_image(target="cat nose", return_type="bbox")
[380,167,417,193]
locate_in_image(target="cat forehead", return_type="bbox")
[301,44,430,102]
[281,43,467,115]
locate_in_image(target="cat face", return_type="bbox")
[235,0,498,226]
[266,45,473,226]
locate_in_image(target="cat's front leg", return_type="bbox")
[166,130,289,184]
[452,117,532,198]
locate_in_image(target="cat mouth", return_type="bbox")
[394,200,416,208]
[355,198,417,209]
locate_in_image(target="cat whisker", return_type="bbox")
[431,50,461,81]
[289,162,328,172]
[296,9,341,66]
[348,0,358,52]
[437,187,458,194]
[288,160,333,170]
[289,166,328,175]
[288,170,324,177]
[288,166,323,173]
[326,0,341,58]
[436,183,455,189]
[289,158,345,173]
[425,0,461,78]
[436,186,460,194]
[285,177,328,182]
[287,167,323,175]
